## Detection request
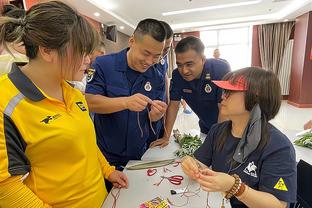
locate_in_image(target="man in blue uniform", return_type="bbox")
[85,19,167,168]
[150,36,230,148]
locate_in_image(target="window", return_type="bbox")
[200,27,252,71]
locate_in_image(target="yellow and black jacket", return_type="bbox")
[0,64,115,207]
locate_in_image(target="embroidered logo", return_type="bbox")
[243,161,258,178]
[144,82,152,92]
[274,178,288,191]
[205,73,211,80]
[204,84,212,93]
[86,68,95,83]
[40,114,61,124]
[76,101,87,111]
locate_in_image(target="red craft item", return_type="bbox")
[172,161,181,167]
[147,168,157,176]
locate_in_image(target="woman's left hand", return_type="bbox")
[197,168,235,192]
[108,170,129,189]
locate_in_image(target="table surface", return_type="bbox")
[102,160,231,208]
[102,128,312,208]
[142,129,312,165]
[282,129,312,165]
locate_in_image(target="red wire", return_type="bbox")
[167,179,211,207]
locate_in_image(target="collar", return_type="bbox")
[199,59,210,81]
[8,63,46,102]
[233,104,262,163]
[115,48,154,79]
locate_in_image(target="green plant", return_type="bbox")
[294,131,312,149]
[174,134,202,158]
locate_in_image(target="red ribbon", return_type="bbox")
[147,168,157,176]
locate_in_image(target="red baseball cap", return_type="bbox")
[212,76,247,91]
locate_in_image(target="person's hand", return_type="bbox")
[125,93,152,112]
[149,137,170,148]
[108,170,128,189]
[181,156,200,180]
[304,120,312,130]
[197,168,235,192]
[149,100,167,121]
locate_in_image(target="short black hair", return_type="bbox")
[160,21,173,39]
[134,18,166,42]
[174,36,204,55]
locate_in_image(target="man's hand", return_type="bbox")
[108,170,128,189]
[304,120,312,130]
[125,93,152,112]
[149,137,170,148]
[149,100,167,121]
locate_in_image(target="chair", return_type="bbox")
[291,160,312,208]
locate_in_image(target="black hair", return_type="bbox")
[134,18,166,42]
[174,36,204,55]
[160,21,173,39]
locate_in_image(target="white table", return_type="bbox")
[142,128,312,165]
[282,129,312,165]
[102,160,231,208]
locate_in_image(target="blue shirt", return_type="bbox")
[170,58,230,134]
[157,55,168,79]
[194,121,297,207]
[85,49,165,166]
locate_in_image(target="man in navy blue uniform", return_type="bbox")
[85,19,167,169]
[150,36,230,148]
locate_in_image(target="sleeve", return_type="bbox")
[0,176,51,208]
[169,69,183,101]
[258,140,297,203]
[97,147,116,179]
[0,112,30,183]
[193,123,219,166]
[85,60,107,96]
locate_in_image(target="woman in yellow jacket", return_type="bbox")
[0,1,128,207]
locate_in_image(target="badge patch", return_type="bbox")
[205,73,211,80]
[144,81,152,91]
[204,84,212,93]
[182,89,192,93]
[76,101,87,111]
[243,161,258,178]
[86,68,95,83]
[274,178,288,191]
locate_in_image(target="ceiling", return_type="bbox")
[63,0,312,35]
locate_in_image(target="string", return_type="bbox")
[137,106,159,138]
[163,113,169,138]
[167,179,204,207]
[111,188,121,208]
[147,107,156,135]
[206,192,211,208]
[137,112,144,138]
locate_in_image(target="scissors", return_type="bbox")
[160,175,184,185]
